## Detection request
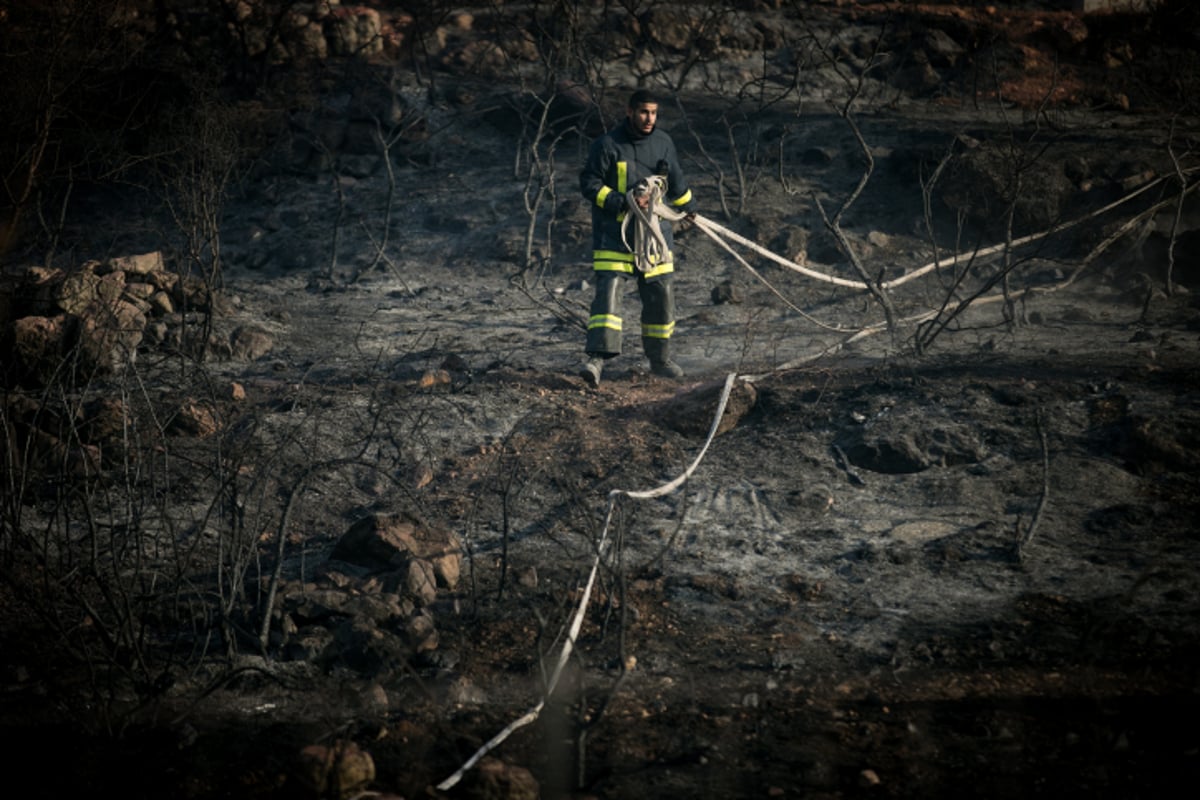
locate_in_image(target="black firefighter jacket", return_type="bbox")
[580,120,694,279]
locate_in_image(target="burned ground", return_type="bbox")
[2,2,1199,799]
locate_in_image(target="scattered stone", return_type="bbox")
[461,757,539,800]
[420,368,452,388]
[411,462,434,490]
[148,291,175,316]
[105,251,164,277]
[295,741,375,799]
[656,377,758,438]
[332,513,463,590]
[401,558,438,606]
[517,565,538,589]
[169,400,221,438]
[403,610,439,652]
[229,325,274,361]
[77,298,146,373]
[922,27,965,67]
[711,279,743,305]
[6,315,68,385]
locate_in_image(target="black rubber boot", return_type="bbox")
[579,356,604,387]
[643,338,684,379]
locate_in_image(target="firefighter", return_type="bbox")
[578,88,695,387]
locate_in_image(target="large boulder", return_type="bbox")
[332,512,463,591]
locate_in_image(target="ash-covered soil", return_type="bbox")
[3,2,1199,799]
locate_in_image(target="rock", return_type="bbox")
[769,224,809,266]
[921,27,964,67]
[171,274,211,313]
[79,396,127,447]
[657,377,758,438]
[148,291,175,316]
[295,741,375,799]
[941,142,1076,232]
[122,281,155,302]
[329,616,410,675]
[144,320,170,347]
[461,757,539,800]
[642,7,694,51]
[711,279,743,305]
[104,251,163,277]
[169,400,220,438]
[403,609,438,652]
[283,627,335,662]
[402,558,438,607]
[333,513,462,589]
[859,768,881,787]
[6,315,68,385]
[229,325,274,361]
[441,353,470,373]
[420,368,451,388]
[76,298,146,374]
[517,566,538,589]
[55,268,124,316]
[289,589,412,626]
[326,5,384,57]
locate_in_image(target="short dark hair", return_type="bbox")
[628,89,659,108]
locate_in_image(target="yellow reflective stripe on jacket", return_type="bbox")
[670,189,693,207]
[595,185,612,209]
[642,321,675,339]
[617,161,627,193]
[588,314,622,331]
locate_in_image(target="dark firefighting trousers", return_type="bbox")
[585,270,675,361]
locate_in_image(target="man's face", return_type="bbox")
[627,102,658,135]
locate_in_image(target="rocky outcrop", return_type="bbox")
[1,252,279,390]
[270,513,464,677]
[1,253,194,387]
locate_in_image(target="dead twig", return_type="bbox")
[1017,408,1050,562]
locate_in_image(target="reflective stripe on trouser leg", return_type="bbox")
[638,274,675,339]
[639,274,675,364]
[586,271,627,356]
